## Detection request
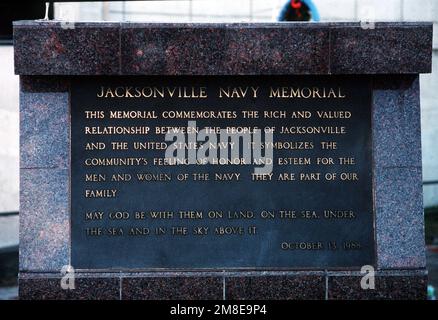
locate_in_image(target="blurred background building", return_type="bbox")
[0,0,437,299]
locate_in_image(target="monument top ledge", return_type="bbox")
[13,21,432,76]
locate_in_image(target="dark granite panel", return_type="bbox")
[14,22,120,75]
[20,76,70,93]
[375,167,425,269]
[330,24,433,74]
[121,25,227,75]
[122,276,223,300]
[19,271,428,300]
[399,25,433,73]
[225,275,325,300]
[20,84,69,169]
[121,24,329,75]
[20,169,70,272]
[222,26,329,75]
[19,275,120,300]
[328,274,427,300]
[372,75,422,168]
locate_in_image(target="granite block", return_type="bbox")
[328,274,427,300]
[372,75,422,168]
[375,167,426,269]
[14,22,120,75]
[122,276,223,300]
[222,26,329,75]
[399,25,433,74]
[13,21,433,76]
[18,271,428,300]
[20,87,69,169]
[225,275,325,300]
[20,76,70,93]
[121,25,228,75]
[401,76,423,162]
[19,274,120,300]
[20,169,69,272]
[121,24,329,75]
[330,24,433,74]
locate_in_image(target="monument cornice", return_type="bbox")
[13,21,433,76]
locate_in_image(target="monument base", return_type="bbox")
[19,271,427,300]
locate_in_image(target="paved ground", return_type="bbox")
[0,214,18,249]
[427,249,438,289]
[0,286,18,300]
[0,213,19,299]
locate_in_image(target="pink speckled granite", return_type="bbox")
[20,169,69,272]
[121,23,330,75]
[226,273,325,300]
[19,76,71,273]
[372,76,422,168]
[14,21,432,76]
[122,276,223,300]
[330,24,432,74]
[17,270,427,300]
[20,90,69,169]
[19,273,120,300]
[328,270,427,300]
[375,167,425,269]
[14,22,120,75]
[372,76,425,269]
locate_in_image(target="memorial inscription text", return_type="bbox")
[71,76,374,269]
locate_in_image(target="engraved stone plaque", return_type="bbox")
[71,75,374,269]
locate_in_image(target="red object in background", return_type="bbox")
[291,0,303,18]
[291,0,302,9]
